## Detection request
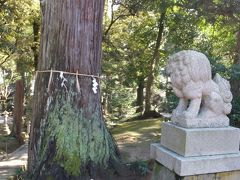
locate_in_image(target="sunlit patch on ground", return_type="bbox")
[111,118,162,162]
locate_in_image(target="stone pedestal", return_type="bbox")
[150,122,240,179]
[161,122,240,157]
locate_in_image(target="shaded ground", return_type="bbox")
[0,116,26,180]
[0,116,18,159]
[0,135,20,159]
[111,118,162,162]
[0,118,163,179]
[0,143,27,180]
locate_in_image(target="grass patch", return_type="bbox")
[111,118,163,162]
[111,118,163,145]
[111,118,162,137]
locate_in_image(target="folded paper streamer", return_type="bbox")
[92,77,98,94]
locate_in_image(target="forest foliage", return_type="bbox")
[1,0,240,126]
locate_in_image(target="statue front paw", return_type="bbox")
[182,111,195,119]
[172,109,182,117]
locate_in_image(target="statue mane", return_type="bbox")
[168,50,212,83]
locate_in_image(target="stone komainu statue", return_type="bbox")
[166,50,232,128]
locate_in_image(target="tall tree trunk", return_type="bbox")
[28,1,119,179]
[11,79,24,144]
[136,77,144,113]
[143,10,166,116]
[31,19,40,70]
[102,94,109,115]
[230,31,240,98]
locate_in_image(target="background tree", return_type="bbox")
[144,2,167,117]
[182,0,240,125]
[0,0,40,140]
[11,79,24,144]
[101,0,206,118]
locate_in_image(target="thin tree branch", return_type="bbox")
[0,54,11,68]
[104,14,133,37]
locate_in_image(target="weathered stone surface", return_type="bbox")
[152,161,240,180]
[160,122,240,157]
[166,50,232,128]
[152,161,177,180]
[151,143,240,176]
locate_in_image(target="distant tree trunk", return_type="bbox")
[11,79,24,144]
[28,0,119,179]
[143,10,166,117]
[136,77,144,113]
[102,94,109,115]
[230,31,240,98]
[31,19,40,70]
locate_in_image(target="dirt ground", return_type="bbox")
[0,136,20,159]
[0,142,27,180]
[111,118,162,162]
[0,118,163,179]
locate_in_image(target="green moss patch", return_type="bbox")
[37,89,118,176]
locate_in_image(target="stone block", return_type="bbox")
[152,161,240,180]
[161,122,240,157]
[151,143,240,176]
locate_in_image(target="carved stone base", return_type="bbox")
[152,161,240,180]
[171,114,229,128]
[150,143,240,176]
[160,122,240,157]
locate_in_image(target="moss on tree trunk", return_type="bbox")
[28,0,119,179]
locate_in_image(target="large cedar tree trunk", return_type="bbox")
[11,79,24,144]
[28,1,119,179]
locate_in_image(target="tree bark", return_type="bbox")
[102,94,109,115]
[144,10,166,116]
[28,1,119,179]
[31,19,40,70]
[11,79,24,144]
[230,31,240,98]
[136,77,144,113]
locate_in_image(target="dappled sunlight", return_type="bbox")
[111,118,162,135]
[0,143,27,178]
[0,168,16,179]
[149,132,161,137]
[141,126,160,130]
[111,118,163,162]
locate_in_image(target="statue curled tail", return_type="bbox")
[213,73,233,115]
